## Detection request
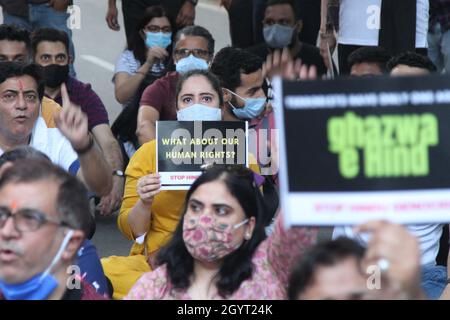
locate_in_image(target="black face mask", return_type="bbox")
[41,64,69,88]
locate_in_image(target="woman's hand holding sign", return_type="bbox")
[137,173,161,207]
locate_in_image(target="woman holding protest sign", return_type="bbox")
[125,164,317,299]
[102,70,264,299]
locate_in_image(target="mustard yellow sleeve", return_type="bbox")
[41,97,62,128]
[117,141,156,240]
[249,153,261,174]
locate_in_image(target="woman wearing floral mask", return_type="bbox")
[125,164,317,299]
[102,70,264,299]
[114,5,174,106]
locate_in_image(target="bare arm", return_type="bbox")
[114,72,147,105]
[106,0,120,31]
[320,0,330,32]
[127,174,161,238]
[115,47,169,104]
[55,84,113,196]
[76,142,113,197]
[91,124,125,214]
[136,105,160,145]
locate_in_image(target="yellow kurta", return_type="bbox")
[102,139,260,299]
[41,97,62,128]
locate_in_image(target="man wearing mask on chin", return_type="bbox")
[247,0,327,77]
[0,160,105,300]
[31,28,125,217]
[137,25,215,144]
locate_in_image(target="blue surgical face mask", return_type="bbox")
[263,24,295,49]
[177,103,222,121]
[0,230,74,300]
[175,54,209,74]
[226,89,266,119]
[145,31,172,49]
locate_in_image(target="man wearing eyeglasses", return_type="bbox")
[0,159,105,300]
[137,25,215,144]
[0,62,112,199]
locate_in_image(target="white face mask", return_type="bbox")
[177,103,222,121]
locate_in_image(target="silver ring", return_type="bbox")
[377,258,390,272]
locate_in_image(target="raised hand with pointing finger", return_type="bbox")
[54,83,112,197]
[54,83,91,152]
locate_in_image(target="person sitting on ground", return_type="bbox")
[0,159,107,300]
[114,5,175,106]
[289,220,425,300]
[126,164,317,299]
[31,28,123,215]
[101,70,264,299]
[348,46,392,77]
[112,5,175,163]
[0,146,110,297]
[0,24,62,129]
[0,62,112,198]
[136,25,215,146]
[247,0,327,77]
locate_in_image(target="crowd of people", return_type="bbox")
[0,0,449,301]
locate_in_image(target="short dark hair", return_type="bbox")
[347,47,392,73]
[265,0,301,20]
[288,237,365,300]
[0,24,31,51]
[157,165,268,298]
[0,62,45,100]
[175,69,224,108]
[210,47,263,92]
[0,159,91,237]
[174,25,215,55]
[387,51,437,73]
[0,146,50,168]
[30,27,69,58]
[128,5,174,65]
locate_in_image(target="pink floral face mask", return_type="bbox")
[182,213,249,262]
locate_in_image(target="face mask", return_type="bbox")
[177,103,222,121]
[41,64,69,88]
[263,24,295,49]
[145,31,172,49]
[175,54,208,74]
[227,89,266,119]
[183,213,249,262]
[0,230,74,300]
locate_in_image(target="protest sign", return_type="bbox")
[274,74,450,226]
[156,121,248,190]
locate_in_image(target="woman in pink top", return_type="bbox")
[125,165,317,300]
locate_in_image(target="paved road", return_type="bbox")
[70,0,230,257]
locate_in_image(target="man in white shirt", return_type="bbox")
[0,62,112,197]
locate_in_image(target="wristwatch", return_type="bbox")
[113,170,125,178]
[187,0,198,5]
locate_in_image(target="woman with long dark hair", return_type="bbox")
[125,165,316,299]
[114,5,174,105]
[103,70,267,299]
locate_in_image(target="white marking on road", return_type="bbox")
[198,2,227,13]
[80,55,115,72]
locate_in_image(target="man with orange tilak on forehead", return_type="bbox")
[0,62,112,198]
